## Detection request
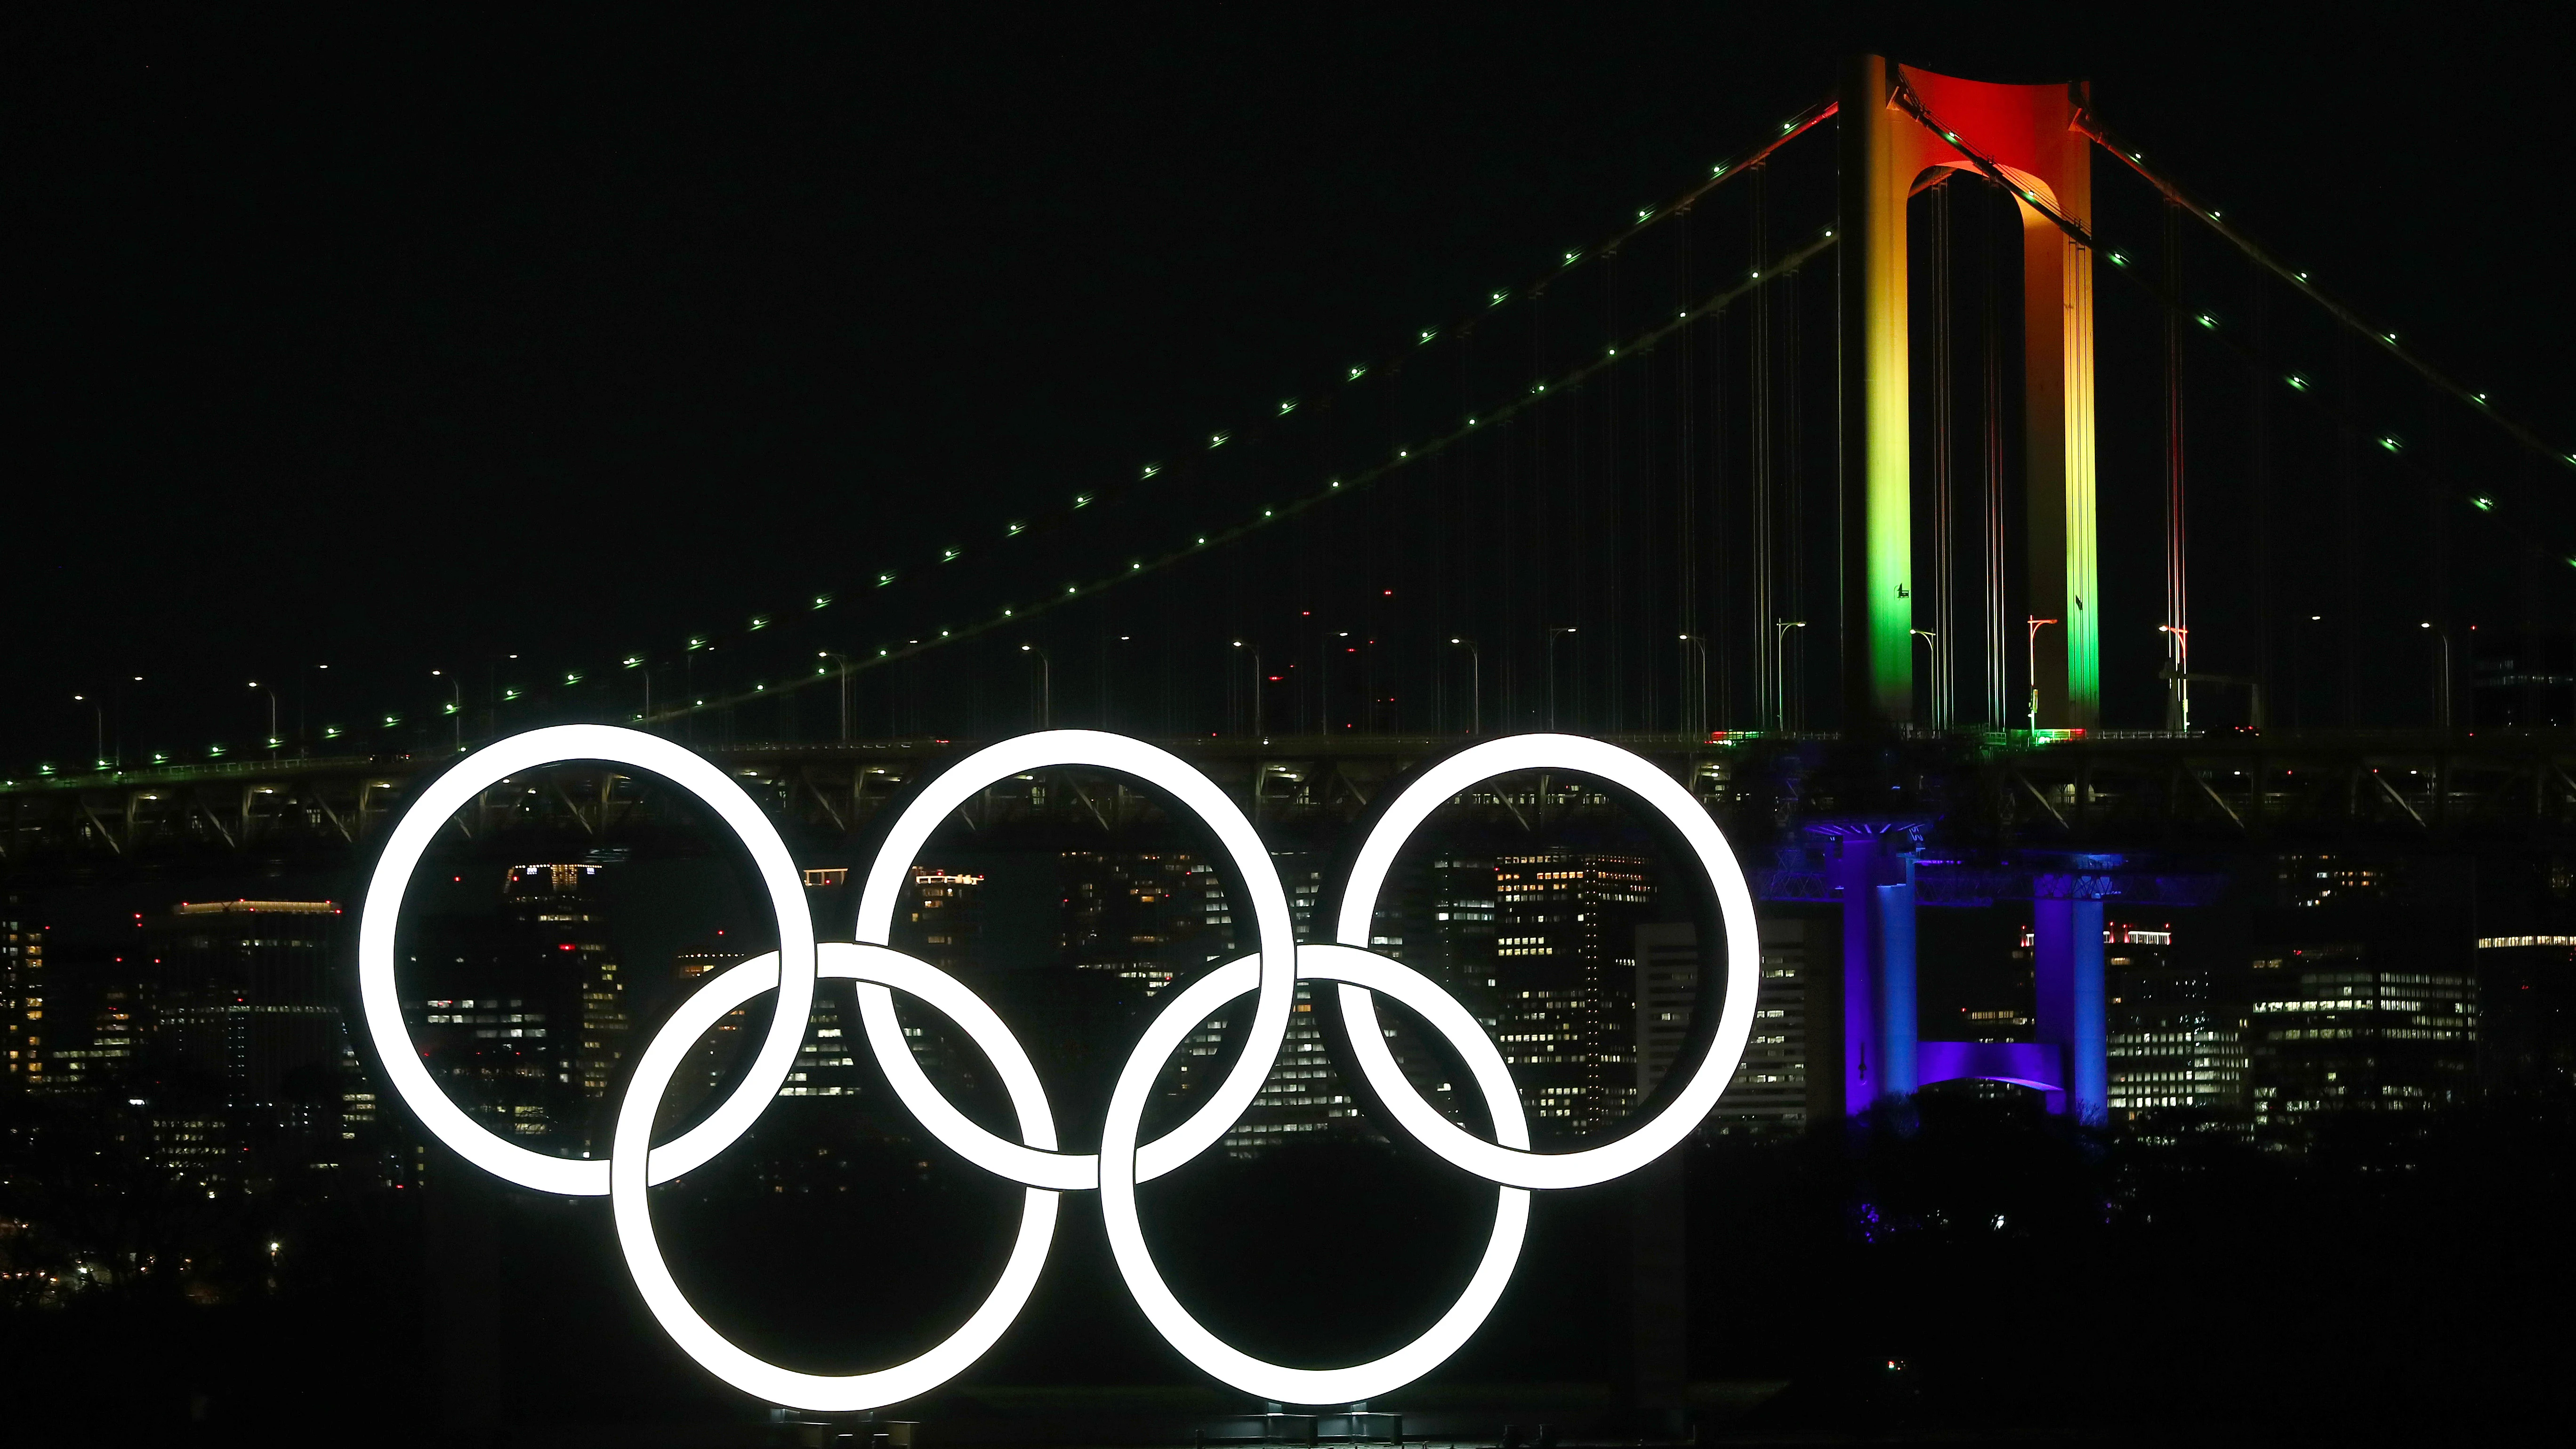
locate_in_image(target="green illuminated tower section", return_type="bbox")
[1837,56,2099,729]
[1837,54,1918,724]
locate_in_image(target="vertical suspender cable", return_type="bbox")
[2251,269,2271,729]
[1931,181,1956,733]
[1751,167,1777,729]
[1711,221,1733,729]
[2337,331,2359,726]
[2432,409,2452,730]
[1784,217,1806,731]
[2522,453,2546,725]
[1982,183,2008,727]
[2162,197,2190,732]
[1514,285,1535,732]
[1602,248,1620,733]
[1676,195,1701,734]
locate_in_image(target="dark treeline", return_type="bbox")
[7,1086,2572,1442]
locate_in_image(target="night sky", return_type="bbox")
[14,5,2572,764]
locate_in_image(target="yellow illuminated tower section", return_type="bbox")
[1838,56,2098,728]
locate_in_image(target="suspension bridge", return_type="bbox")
[8,55,2575,877]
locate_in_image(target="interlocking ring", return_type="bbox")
[359,729,1758,1411]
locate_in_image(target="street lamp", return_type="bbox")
[1231,641,1263,737]
[72,694,105,771]
[1771,620,1806,732]
[2289,615,2327,730]
[248,681,280,753]
[1449,638,1482,734]
[1911,629,1942,732]
[486,654,517,737]
[2024,617,2060,732]
[1098,635,1137,730]
[432,670,462,750]
[300,663,330,757]
[1019,644,1052,728]
[2421,622,2452,731]
[1547,627,1579,731]
[2157,624,2190,731]
[1677,634,1711,735]
[1323,631,1352,733]
[817,652,852,741]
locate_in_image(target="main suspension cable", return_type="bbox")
[2077,113,2575,475]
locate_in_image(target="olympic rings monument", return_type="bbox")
[356,726,1759,1413]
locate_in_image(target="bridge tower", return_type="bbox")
[1839,55,2098,728]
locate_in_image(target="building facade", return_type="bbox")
[1634,917,1808,1135]
[2106,923,2251,1121]
[404,865,626,1151]
[2248,943,2478,1143]
[1487,851,1658,1136]
[1,915,40,1087]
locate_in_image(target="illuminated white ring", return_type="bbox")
[1096,943,1530,1405]
[849,731,1296,1191]
[1331,733,1758,1191]
[356,724,816,1196]
[611,944,1058,1411]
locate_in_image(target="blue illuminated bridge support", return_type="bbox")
[2032,863,2115,1124]
[1813,823,2121,1122]
[1820,821,1922,1114]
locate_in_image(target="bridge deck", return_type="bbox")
[8,730,2576,877]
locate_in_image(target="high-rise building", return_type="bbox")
[2106,923,2251,1122]
[905,869,985,974]
[672,940,756,1104]
[40,981,143,1099]
[1634,918,1809,1135]
[2247,943,2478,1143]
[404,865,627,1150]
[2473,933,2576,1097]
[500,865,628,1099]
[2273,855,2392,911]
[145,900,346,1103]
[1060,851,1229,996]
[111,899,356,1184]
[3,916,44,1087]
[1489,851,1658,1135]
